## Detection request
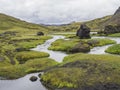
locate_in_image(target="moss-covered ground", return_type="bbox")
[41,53,120,89]
[48,37,116,52]
[105,44,120,55]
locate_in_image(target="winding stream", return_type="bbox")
[0,35,120,90]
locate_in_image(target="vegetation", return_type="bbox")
[108,33,120,37]
[41,53,120,89]
[105,44,120,54]
[15,36,52,50]
[48,38,116,52]
[0,13,50,34]
[16,51,49,64]
[48,39,80,52]
[0,58,58,79]
[47,15,112,32]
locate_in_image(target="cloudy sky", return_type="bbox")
[0,0,120,24]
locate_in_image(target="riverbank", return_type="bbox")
[0,34,120,90]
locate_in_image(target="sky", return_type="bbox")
[0,0,120,24]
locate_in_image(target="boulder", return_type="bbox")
[76,24,91,39]
[87,40,99,46]
[69,42,90,53]
[37,32,44,36]
[29,76,38,82]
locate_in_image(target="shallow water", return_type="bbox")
[0,73,47,90]
[31,35,68,62]
[89,36,120,54]
[0,35,120,90]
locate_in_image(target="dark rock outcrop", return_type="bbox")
[104,25,120,35]
[76,24,91,39]
[37,32,44,36]
[29,76,38,82]
[69,42,90,53]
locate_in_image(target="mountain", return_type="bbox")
[48,6,120,32]
[105,7,120,25]
[0,13,50,33]
[47,15,112,32]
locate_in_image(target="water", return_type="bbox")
[89,36,120,54]
[0,35,68,90]
[0,73,47,90]
[0,35,120,90]
[31,35,68,62]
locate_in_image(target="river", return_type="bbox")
[0,35,120,90]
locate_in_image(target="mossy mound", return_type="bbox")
[48,38,116,53]
[0,58,58,79]
[16,51,49,64]
[41,53,120,90]
[105,44,120,54]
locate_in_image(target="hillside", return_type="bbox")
[47,15,112,32]
[105,7,120,25]
[0,13,50,34]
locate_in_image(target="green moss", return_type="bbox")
[105,44,120,54]
[0,58,58,79]
[41,53,120,89]
[16,36,52,50]
[16,51,49,64]
[108,33,120,37]
[48,39,80,52]
[87,38,116,47]
[48,38,116,52]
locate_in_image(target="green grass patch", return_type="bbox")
[16,36,52,50]
[87,38,116,47]
[41,53,120,89]
[48,38,116,52]
[16,51,49,64]
[0,58,58,79]
[105,44,120,54]
[48,39,80,52]
[108,33,120,37]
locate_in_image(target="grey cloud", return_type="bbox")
[0,0,120,24]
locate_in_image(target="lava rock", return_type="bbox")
[70,42,90,53]
[29,76,38,82]
[37,32,44,36]
[87,40,99,46]
[76,24,91,39]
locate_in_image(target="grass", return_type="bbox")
[16,51,49,64]
[105,44,120,54]
[41,53,120,89]
[86,38,116,47]
[48,39,80,52]
[0,58,58,79]
[47,15,112,32]
[108,33,120,37]
[48,38,116,52]
[15,36,52,50]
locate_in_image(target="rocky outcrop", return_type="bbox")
[104,25,120,35]
[37,32,44,36]
[29,76,38,82]
[76,24,91,39]
[69,42,90,53]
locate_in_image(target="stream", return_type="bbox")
[0,35,120,90]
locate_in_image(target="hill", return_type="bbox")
[0,13,50,34]
[105,7,120,25]
[47,15,112,32]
